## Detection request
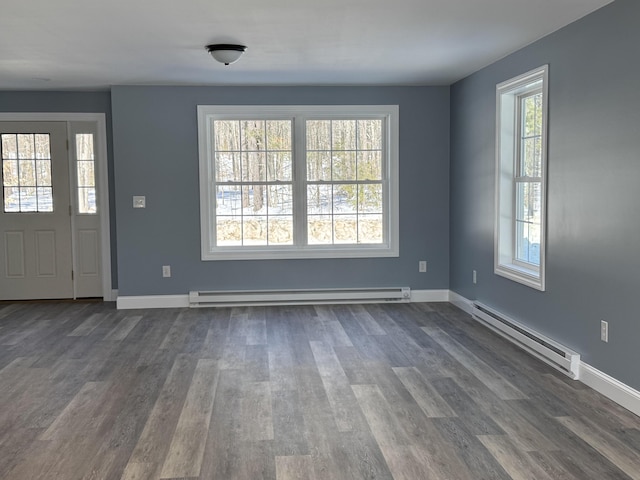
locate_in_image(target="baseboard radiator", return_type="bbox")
[189,287,411,308]
[471,302,580,379]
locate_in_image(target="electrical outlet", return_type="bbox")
[473,270,477,284]
[419,261,427,273]
[600,320,608,343]
[162,265,171,278]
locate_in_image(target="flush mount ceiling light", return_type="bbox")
[206,44,247,65]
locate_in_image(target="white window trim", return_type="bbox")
[197,105,399,261]
[494,66,548,291]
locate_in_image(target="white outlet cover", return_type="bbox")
[133,196,146,208]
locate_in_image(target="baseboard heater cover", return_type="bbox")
[471,302,580,379]
[189,287,411,308]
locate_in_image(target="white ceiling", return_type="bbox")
[0,0,613,90]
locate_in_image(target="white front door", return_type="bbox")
[0,122,73,300]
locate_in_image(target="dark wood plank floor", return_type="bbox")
[1,301,639,479]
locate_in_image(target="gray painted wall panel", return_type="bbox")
[0,91,118,289]
[450,0,640,389]
[111,86,450,296]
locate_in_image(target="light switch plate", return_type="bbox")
[133,196,146,208]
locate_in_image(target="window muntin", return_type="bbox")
[2,133,53,213]
[198,105,399,260]
[75,133,97,214]
[495,66,548,290]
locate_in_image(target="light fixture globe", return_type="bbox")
[206,44,247,65]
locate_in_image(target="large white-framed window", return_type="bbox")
[197,105,399,261]
[495,65,548,290]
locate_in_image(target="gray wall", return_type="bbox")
[0,91,118,289]
[450,0,640,389]
[111,86,450,296]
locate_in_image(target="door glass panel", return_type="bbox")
[1,133,53,212]
[75,134,97,214]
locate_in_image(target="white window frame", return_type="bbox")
[495,65,548,290]
[197,105,399,261]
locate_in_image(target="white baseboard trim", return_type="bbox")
[411,289,450,302]
[579,362,640,417]
[448,290,474,314]
[117,295,189,310]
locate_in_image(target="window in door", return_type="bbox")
[2,133,53,213]
[75,133,97,214]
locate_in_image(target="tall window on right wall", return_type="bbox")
[495,65,548,291]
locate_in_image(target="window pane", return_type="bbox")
[37,187,53,212]
[17,134,34,159]
[77,161,95,187]
[214,120,240,151]
[36,160,52,186]
[306,120,331,150]
[1,134,18,159]
[75,134,93,160]
[267,185,292,215]
[357,151,382,180]
[534,94,543,135]
[241,121,266,151]
[522,93,543,138]
[215,152,241,182]
[217,217,242,246]
[308,215,332,244]
[358,214,383,243]
[533,137,542,177]
[521,138,538,177]
[19,187,37,212]
[523,95,537,137]
[307,185,332,215]
[332,120,356,150]
[243,185,267,214]
[334,216,357,244]
[78,187,96,214]
[357,120,382,150]
[306,152,331,181]
[19,160,36,186]
[266,121,291,151]
[33,134,50,159]
[4,187,19,212]
[267,152,292,181]
[3,160,18,186]
[515,182,540,223]
[216,185,242,216]
[243,216,267,245]
[242,152,267,182]
[332,151,356,181]
[358,184,383,213]
[334,184,357,214]
[268,217,293,245]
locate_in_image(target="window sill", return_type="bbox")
[495,262,545,291]
[202,244,399,261]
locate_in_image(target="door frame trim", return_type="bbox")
[0,112,113,301]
